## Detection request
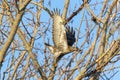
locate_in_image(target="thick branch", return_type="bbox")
[0,10,24,68]
[62,0,70,20]
[65,3,84,24]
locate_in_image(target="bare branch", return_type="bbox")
[62,0,70,20]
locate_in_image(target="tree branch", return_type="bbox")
[62,0,70,20]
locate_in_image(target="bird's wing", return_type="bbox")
[66,26,76,46]
[52,9,68,50]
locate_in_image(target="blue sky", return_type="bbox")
[40,0,120,80]
[0,0,120,80]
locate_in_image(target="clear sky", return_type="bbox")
[40,0,120,80]
[0,0,120,80]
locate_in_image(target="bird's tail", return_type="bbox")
[44,43,54,54]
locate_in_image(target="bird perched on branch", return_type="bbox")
[45,9,79,62]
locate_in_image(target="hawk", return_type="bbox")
[45,9,79,62]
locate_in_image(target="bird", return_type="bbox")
[45,9,79,62]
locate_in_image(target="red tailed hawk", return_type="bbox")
[45,9,79,62]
